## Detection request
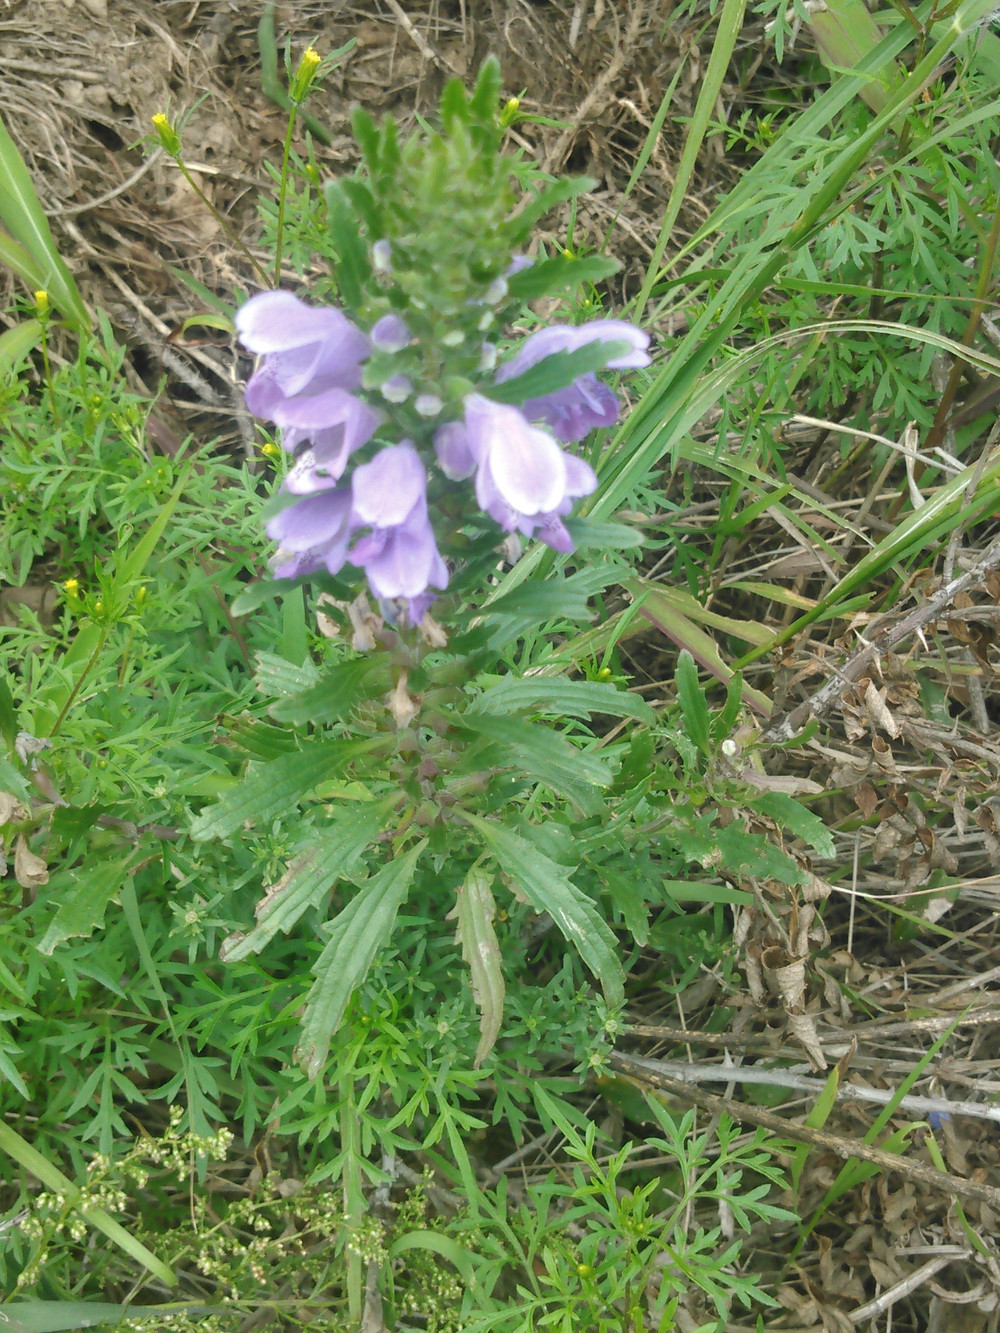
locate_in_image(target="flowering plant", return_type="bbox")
[197,61,668,1075]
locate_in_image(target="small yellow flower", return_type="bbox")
[499,97,520,127]
[34,290,49,314]
[291,47,322,102]
[260,441,282,460]
[63,578,79,595]
[596,666,613,681]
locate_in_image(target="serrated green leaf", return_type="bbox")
[36,858,134,956]
[269,656,390,725]
[751,791,836,858]
[478,580,594,641]
[252,651,319,698]
[471,676,655,724]
[298,841,426,1078]
[675,651,710,756]
[449,868,504,1067]
[461,713,609,815]
[190,740,369,843]
[464,815,623,1006]
[504,253,620,300]
[713,823,804,886]
[222,806,384,961]
[487,339,630,406]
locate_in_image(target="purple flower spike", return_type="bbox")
[266,489,355,579]
[495,319,651,443]
[462,395,597,551]
[371,313,410,353]
[349,444,448,614]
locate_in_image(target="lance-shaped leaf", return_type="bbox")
[464,814,624,1007]
[460,713,610,816]
[0,114,90,331]
[190,739,372,843]
[221,805,384,962]
[486,339,630,406]
[448,868,504,1067]
[297,840,426,1079]
[469,676,655,725]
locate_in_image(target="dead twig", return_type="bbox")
[608,1051,1000,1209]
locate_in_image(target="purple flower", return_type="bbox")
[349,444,448,615]
[459,395,597,553]
[495,319,651,443]
[266,488,355,580]
[236,292,376,464]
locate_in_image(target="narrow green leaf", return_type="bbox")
[387,1230,478,1286]
[298,841,426,1078]
[269,656,390,725]
[36,857,134,956]
[487,340,630,405]
[464,815,624,1007]
[222,806,384,961]
[503,253,620,300]
[661,880,753,906]
[674,651,710,757]
[508,176,598,239]
[190,739,369,842]
[0,319,42,375]
[117,463,193,586]
[324,180,370,311]
[0,230,44,290]
[751,792,836,858]
[0,673,18,748]
[461,713,610,815]
[0,114,90,331]
[0,1304,214,1333]
[471,676,655,724]
[0,1122,175,1287]
[449,868,505,1067]
[563,518,644,550]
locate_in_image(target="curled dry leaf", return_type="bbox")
[0,792,26,826]
[14,834,48,889]
[388,672,420,729]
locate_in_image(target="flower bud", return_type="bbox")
[290,47,322,103]
[260,441,282,460]
[151,112,181,156]
[499,97,521,127]
[33,290,49,315]
[414,393,443,418]
[371,239,393,273]
[381,374,412,403]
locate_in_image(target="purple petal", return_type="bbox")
[271,390,380,454]
[359,514,448,600]
[434,422,476,480]
[284,447,340,495]
[351,443,427,528]
[266,490,355,577]
[522,375,620,443]
[465,396,567,517]
[236,292,368,358]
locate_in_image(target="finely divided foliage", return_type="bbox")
[2,4,999,1327]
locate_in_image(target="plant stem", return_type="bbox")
[274,105,299,287]
[48,628,107,739]
[340,1067,364,1326]
[174,160,271,287]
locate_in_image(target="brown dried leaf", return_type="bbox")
[864,679,901,739]
[14,835,48,889]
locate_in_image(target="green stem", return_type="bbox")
[340,1068,364,1325]
[173,159,270,287]
[38,315,59,427]
[48,627,107,739]
[274,105,298,287]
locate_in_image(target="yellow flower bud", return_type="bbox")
[34,290,49,314]
[499,97,521,127]
[151,113,181,156]
[291,47,322,102]
[596,666,613,681]
[260,442,282,460]
[135,586,147,606]
[63,578,79,595]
